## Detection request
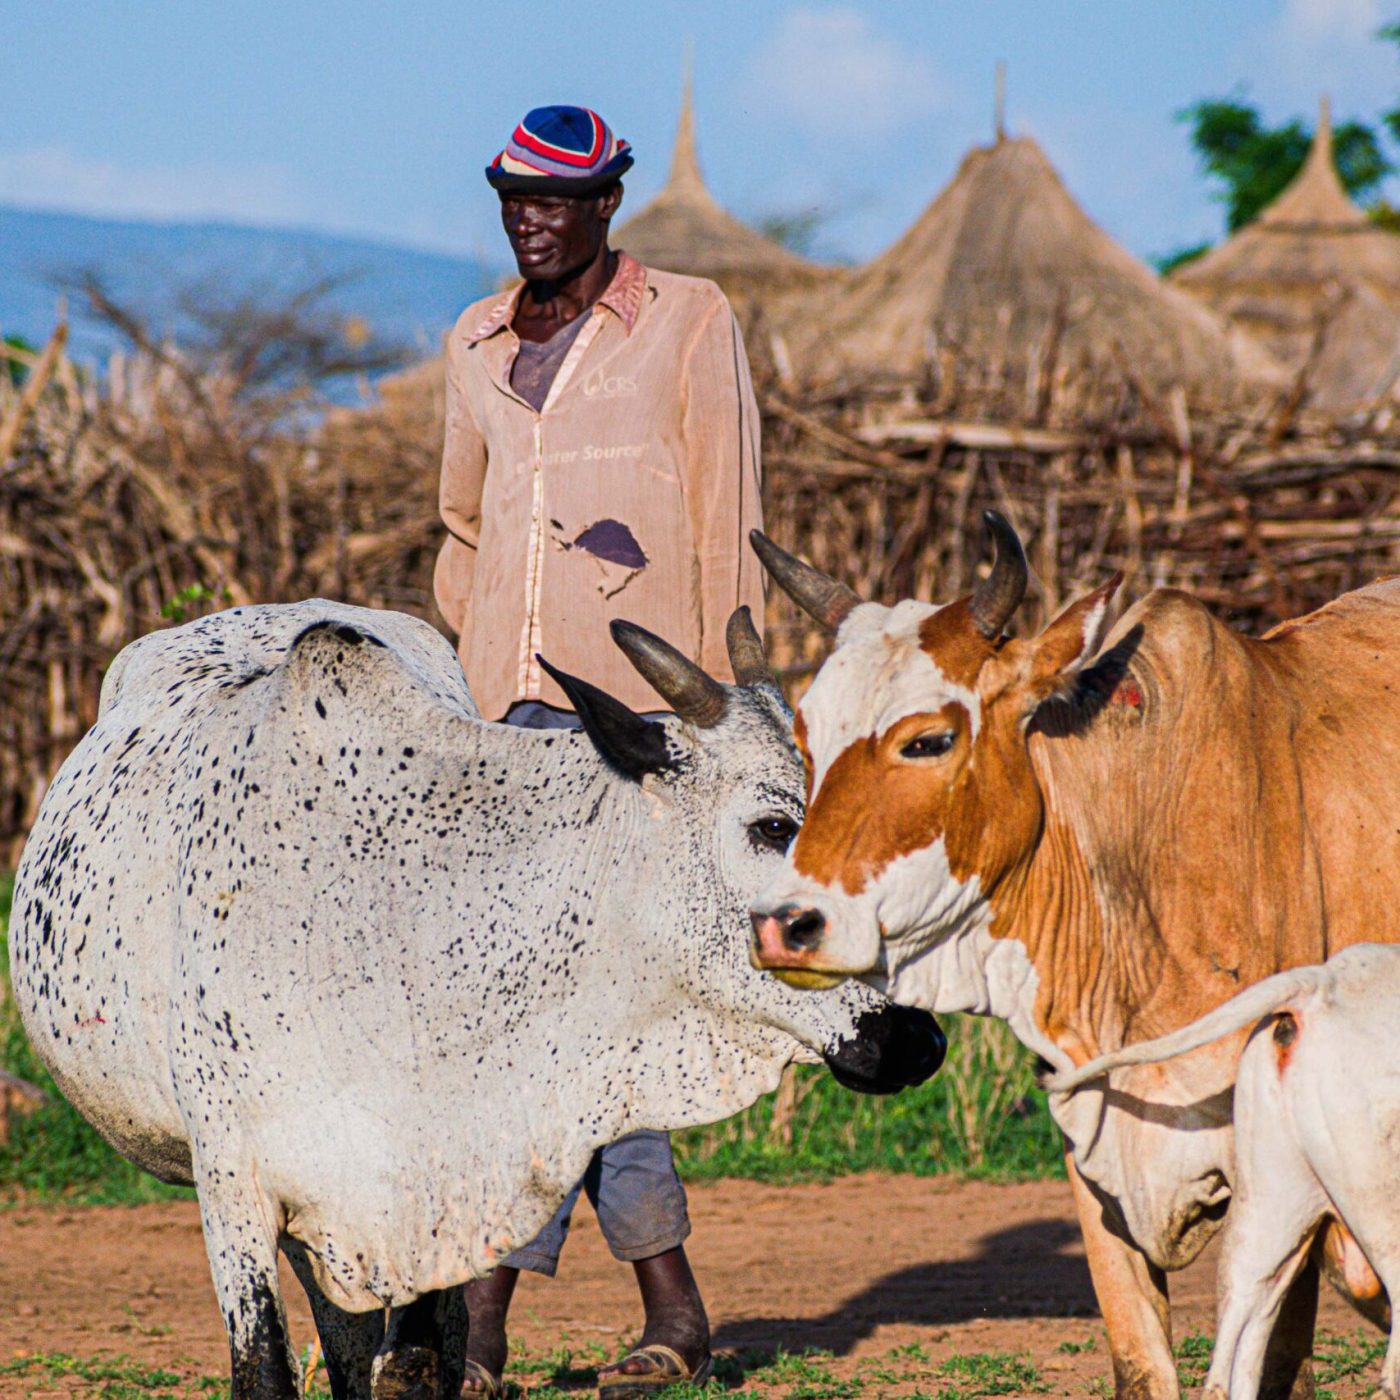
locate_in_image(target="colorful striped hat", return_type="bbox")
[486,105,633,195]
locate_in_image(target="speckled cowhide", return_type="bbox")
[11,599,943,1400]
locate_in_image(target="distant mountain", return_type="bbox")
[0,205,497,371]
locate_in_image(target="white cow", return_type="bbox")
[1049,943,1400,1400]
[10,600,943,1400]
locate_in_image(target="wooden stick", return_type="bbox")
[852,419,1087,454]
[0,320,68,464]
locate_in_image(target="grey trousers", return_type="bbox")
[500,699,692,1276]
[502,1128,692,1276]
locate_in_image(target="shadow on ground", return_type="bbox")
[712,1216,1096,1361]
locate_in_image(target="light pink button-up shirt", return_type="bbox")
[434,253,765,719]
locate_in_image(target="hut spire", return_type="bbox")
[1259,94,1363,229]
[994,61,1007,143]
[611,51,825,296]
[667,45,713,203]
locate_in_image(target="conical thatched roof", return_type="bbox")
[787,131,1281,404]
[1172,100,1400,406]
[613,74,826,297]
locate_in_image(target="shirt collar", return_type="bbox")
[465,251,647,345]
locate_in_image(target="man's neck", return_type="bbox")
[514,248,617,342]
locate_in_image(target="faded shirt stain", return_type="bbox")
[554,517,649,598]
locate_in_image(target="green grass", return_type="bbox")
[1316,1329,1389,1396]
[1,863,1062,1203]
[674,1014,1062,1183]
[1173,1331,1214,1389]
[0,1353,221,1399]
[934,1351,1046,1398]
[7,1336,1389,1400]
[1170,1328,1389,1399]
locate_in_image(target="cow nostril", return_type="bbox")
[781,906,826,952]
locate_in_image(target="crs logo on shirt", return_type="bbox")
[581,366,638,398]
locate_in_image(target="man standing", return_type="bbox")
[434,105,764,1397]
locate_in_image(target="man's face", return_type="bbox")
[498,187,619,282]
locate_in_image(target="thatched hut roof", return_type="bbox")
[786,131,1281,406]
[613,76,827,299]
[1172,100,1400,407]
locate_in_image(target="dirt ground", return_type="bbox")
[0,1175,1379,1397]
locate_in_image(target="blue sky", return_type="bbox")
[5,1,1399,268]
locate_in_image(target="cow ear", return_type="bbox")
[536,655,676,782]
[1022,573,1123,709]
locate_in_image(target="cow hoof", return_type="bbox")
[370,1345,440,1400]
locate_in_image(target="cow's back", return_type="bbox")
[10,601,472,1183]
[1258,577,1400,954]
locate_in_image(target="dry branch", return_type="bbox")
[7,309,1400,862]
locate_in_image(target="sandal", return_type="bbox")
[598,1345,714,1397]
[460,1358,503,1398]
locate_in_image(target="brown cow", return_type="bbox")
[748,515,1400,1400]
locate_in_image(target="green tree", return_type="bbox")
[1179,96,1390,233]
[754,207,825,257]
[1380,21,1400,145]
[2,334,35,388]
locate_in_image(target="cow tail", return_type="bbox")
[1045,965,1327,1094]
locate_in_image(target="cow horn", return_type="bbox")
[749,530,862,632]
[725,606,778,690]
[968,511,1028,639]
[610,621,727,728]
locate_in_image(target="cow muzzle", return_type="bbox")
[750,904,848,989]
[823,1004,946,1094]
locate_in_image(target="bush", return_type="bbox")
[673,1014,1061,1183]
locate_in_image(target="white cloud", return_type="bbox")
[741,7,947,139]
[1243,0,1394,107]
[0,146,310,226]
[1281,0,1379,42]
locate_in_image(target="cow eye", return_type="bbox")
[901,731,956,760]
[748,814,799,853]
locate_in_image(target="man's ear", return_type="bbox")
[598,182,624,222]
[1022,573,1124,710]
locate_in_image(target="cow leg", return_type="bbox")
[435,1286,469,1399]
[373,1291,459,1400]
[1205,1227,1318,1400]
[1213,1232,1316,1400]
[1337,1227,1400,1396]
[1066,1151,1177,1400]
[282,1237,385,1400]
[1206,1045,1327,1400]
[1257,1255,1319,1400]
[195,1176,299,1400]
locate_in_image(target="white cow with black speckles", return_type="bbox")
[10,600,943,1400]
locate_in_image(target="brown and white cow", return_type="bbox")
[748,515,1400,1400]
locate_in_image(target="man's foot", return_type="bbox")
[461,1266,519,1395]
[598,1346,713,1396]
[460,1359,503,1399]
[597,1247,711,1386]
